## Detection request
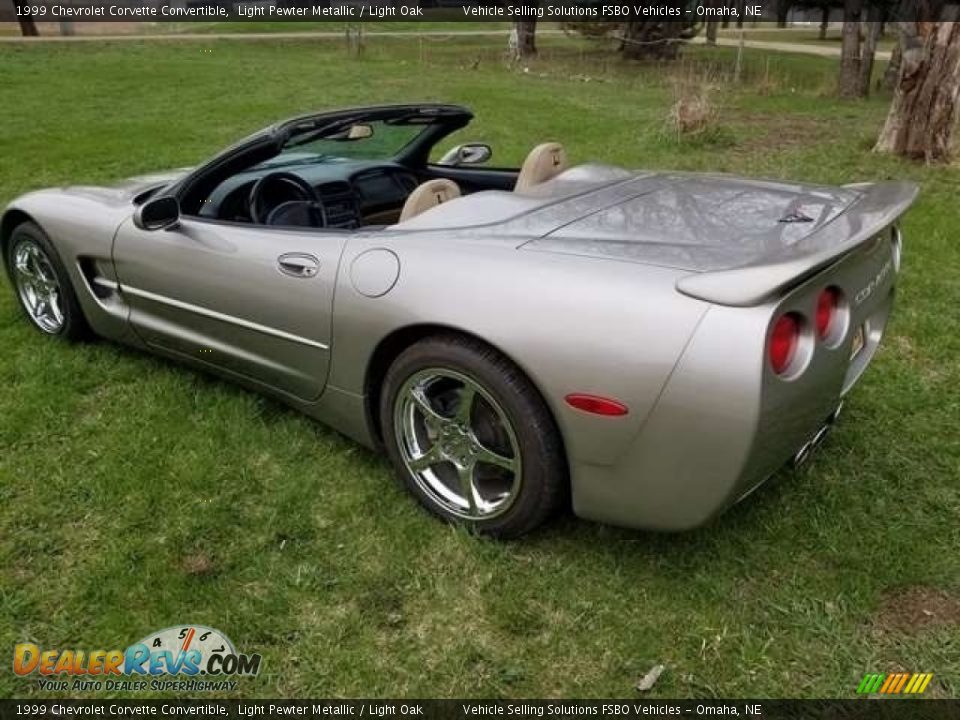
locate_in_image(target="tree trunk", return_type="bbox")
[14,0,39,36]
[622,20,684,60]
[883,32,903,91]
[819,6,830,40]
[706,20,719,46]
[511,20,537,59]
[734,28,745,82]
[776,0,791,28]
[858,18,881,96]
[875,21,960,162]
[838,4,863,98]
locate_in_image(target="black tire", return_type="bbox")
[5,221,91,341]
[380,334,567,538]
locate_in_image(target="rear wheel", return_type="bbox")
[6,221,90,340]
[380,335,566,538]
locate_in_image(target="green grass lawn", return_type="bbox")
[1,35,958,700]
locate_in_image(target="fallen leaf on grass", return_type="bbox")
[636,664,665,692]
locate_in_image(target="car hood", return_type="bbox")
[524,171,862,272]
[60,168,191,206]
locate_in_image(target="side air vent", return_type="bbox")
[77,257,118,300]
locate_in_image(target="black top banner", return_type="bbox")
[0,0,810,24]
[3,0,954,23]
[2,700,960,720]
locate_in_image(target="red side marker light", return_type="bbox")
[564,393,629,417]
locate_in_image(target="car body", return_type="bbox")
[1,103,919,535]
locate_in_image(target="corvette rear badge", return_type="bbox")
[779,209,815,223]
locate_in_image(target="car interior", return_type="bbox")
[174,106,569,231]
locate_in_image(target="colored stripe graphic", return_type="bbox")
[879,674,897,693]
[893,673,909,693]
[907,674,928,693]
[857,673,885,694]
[857,672,934,694]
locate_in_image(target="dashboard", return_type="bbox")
[199,157,419,228]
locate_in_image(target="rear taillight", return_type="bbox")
[769,313,801,374]
[816,288,840,339]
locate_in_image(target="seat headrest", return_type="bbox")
[515,142,568,193]
[398,178,461,223]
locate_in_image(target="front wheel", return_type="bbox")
[6,221,90,340]
[380,335,567,538]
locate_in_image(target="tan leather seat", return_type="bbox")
[515,142,568,193]
[398,179,461,223]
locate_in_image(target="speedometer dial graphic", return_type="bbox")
[136,624,236,672]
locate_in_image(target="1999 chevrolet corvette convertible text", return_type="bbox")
[2,104,919,537]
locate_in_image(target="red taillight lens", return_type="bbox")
[816,288,840,339]
[769,314,800,374]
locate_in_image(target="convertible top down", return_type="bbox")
[2,104,919,537]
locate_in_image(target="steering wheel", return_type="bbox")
[248,171,326,227]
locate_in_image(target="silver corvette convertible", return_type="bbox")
[2,104,918,537]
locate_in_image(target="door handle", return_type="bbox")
[277,253,320,279]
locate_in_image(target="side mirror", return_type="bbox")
[437,143,493,167]
[134,195,180,231]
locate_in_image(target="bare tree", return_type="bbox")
[512,20,537,60]
[13,0,39,36]
[776,0,793,26]
[875,21,960,162]
[706,20,719,45]
[881,0,945,91]
[883,33,903,89]
[857,18,881,95]
[838,3,864,98]
[621,21,687,60]
[819,6,831,38]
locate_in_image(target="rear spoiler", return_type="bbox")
[675,181,920,307]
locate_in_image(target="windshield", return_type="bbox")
[270,119,430,165]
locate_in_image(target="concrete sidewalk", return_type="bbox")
[693,35,891,61]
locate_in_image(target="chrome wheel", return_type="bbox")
[394,368,522,521]
[12,239,64,334]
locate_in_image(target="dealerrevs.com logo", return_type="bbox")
[13,625,261,692]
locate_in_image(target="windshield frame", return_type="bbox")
[171,104,473,217]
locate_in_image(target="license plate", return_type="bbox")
[850,325,865,359]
